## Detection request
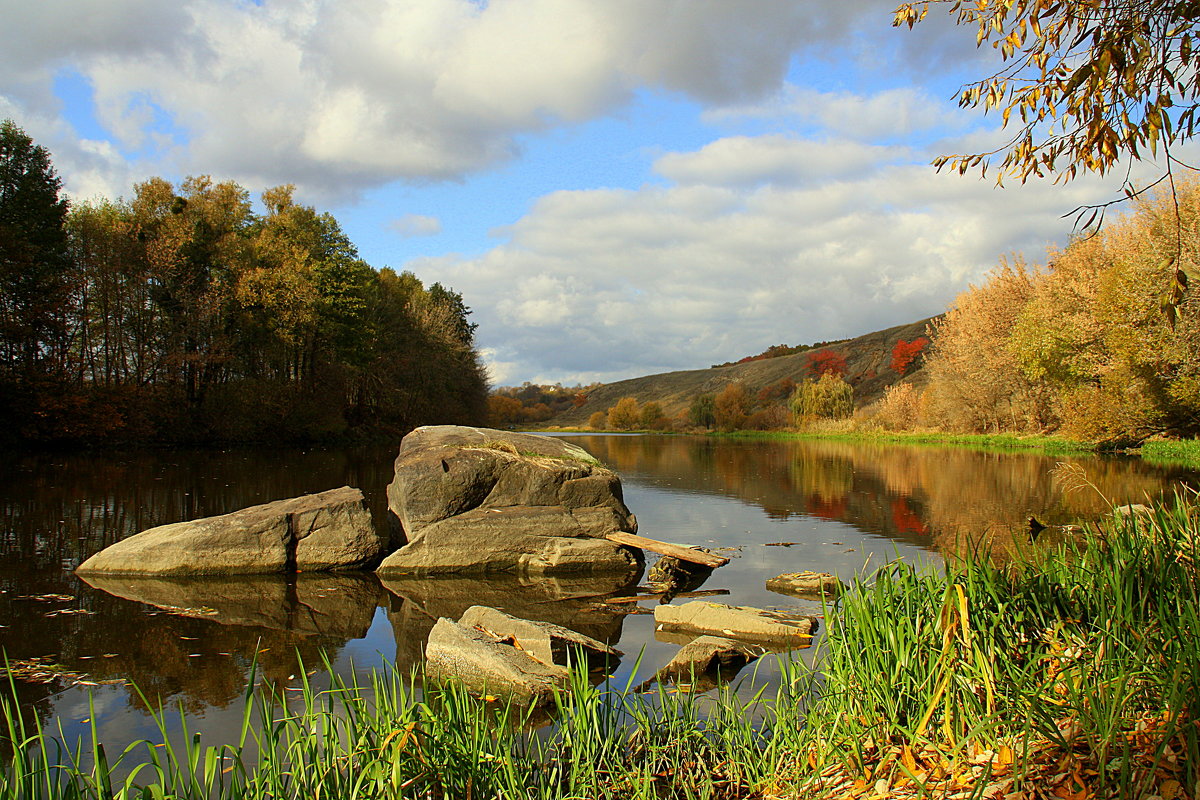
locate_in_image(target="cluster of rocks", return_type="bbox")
[75,423,846,702]
[77,425,643,581]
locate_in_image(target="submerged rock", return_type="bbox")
[641,635,765,693]
[647,549,715,598]
[377,426,643,577]
[381,572,631,672]
[459,605,620,669]
[765,571,846,600]
[654,601,817,645]
[76,487,385,576]
[424,617,568,702]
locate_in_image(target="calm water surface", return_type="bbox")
[2,434,1197,746]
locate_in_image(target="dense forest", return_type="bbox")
[0,120,488,446]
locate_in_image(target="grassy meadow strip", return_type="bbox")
[4,498,1199,799]
[714,427,1102,456]
[1139,439,1200,468]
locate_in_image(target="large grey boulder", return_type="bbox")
[377,426,642,577]
[76,487,385,576]
[424,617,568,702]
[654,601,818,645]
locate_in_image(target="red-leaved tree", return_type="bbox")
[890,337,929,375]
[806,349,847,378]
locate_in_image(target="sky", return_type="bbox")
[0,0,1166,386]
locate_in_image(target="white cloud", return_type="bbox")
[654,135,908,187]
[388,213,442,237]
[0,0,835,200]
[414,132,1143,385]
[705,86,972,142]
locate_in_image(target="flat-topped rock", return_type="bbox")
[424,617,568,702]
[459,605,620,669]
[378,425,642,577]
[765,571,846,600]
[654,601,817,645]
[76,486,385,576]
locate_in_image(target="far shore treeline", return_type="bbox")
[0,120,488,446]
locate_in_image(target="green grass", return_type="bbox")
[714,427,1100,455]
[5,498,1199,798]
[1138,438,1200,467]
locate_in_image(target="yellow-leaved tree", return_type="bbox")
[894,0,1198,311]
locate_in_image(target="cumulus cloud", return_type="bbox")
[0,0,845,200]
[654,135,908,187]
[388,213,442,237]
[416,132,1140,386]
[704,86,972,142]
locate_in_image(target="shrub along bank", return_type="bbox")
[4,498,1198,798]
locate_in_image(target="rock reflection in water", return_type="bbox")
[380,572,634,672]
[79,573,382,639]
[67,573,383,712]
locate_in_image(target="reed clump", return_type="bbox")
[795,493,1200,799]
[3,496,1198,799]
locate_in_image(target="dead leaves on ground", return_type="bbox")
[782,713,1195,800]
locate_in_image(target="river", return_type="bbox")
[1,434,1196,746]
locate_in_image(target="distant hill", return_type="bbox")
[550,317,939,427]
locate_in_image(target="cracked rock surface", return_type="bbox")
[377,425,643,578]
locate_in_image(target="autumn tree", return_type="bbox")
[806,348,848,378]
[587,410,607,429]
[922,258,1057,433]
[1011,181,1200,440]
[640,401,667,430]
[890,337,929,375]
[714,382,751,431]
[607,397,641,430]
[488,395,524,427]
[893,0,1200,308]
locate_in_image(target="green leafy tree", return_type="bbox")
[640,401,667,430]
[790,373,854,423]
[0,120,71,380]
[689,393,716,428]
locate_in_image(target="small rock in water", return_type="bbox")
[765,571,846,600]
[654,601,817,645]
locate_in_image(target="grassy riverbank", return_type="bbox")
[544,425,1200,467]
[5,499,1198,798]
[715,428,1103,455]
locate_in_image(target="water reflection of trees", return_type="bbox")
[570,435,1197,559]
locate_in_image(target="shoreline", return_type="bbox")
[531,426,1200,466]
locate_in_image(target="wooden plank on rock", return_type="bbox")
[604,533,730,568]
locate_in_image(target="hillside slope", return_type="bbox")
[552,317,938,427]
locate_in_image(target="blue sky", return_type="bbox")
[0,0,1158,386]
